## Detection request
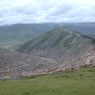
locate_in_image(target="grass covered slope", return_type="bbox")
[0,67,95,95]
[17,26,93,54]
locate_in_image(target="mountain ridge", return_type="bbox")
[0,22,95,47]
[17,26,94,54]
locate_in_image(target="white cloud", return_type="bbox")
[0,0,95,25]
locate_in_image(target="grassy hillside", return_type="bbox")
[17,26,94,54]
[0,67,95,95]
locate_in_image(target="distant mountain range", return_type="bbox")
[0,22,95,47]
[0,23,58,46]
[64,22,95,34]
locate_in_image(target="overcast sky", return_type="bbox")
[0,0,95,25]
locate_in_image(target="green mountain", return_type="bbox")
[17,26,94,54]
[0,22,95,46]
[0,23,58,46]
[0,22,95,48]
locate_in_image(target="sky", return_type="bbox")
[0,0,95,25]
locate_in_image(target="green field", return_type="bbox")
[0,68,95,95]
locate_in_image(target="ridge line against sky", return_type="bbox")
[0,0,95,25]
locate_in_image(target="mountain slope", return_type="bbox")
[1,27,95,79]
[0,67,95,95]
[17,27,94,54]
[0,49,95,79]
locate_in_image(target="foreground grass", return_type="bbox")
[0,68,95,95]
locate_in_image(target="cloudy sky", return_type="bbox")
[0,0,95,25]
